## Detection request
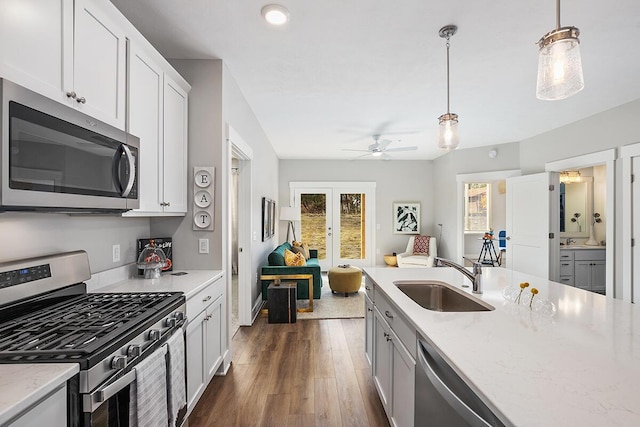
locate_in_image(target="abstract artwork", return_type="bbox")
[393,202,420,234]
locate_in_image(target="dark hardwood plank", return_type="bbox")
[188,317,389,427]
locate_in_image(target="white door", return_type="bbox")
[506,173,559,280]
[295,186,374,270]
[632,159,640,302]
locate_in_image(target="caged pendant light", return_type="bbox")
[438,25,459,151]
[536,0,584,100]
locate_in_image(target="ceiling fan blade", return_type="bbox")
[350,153,372,160]
[341,148,371,152]
[378,139,392,150]
[384,146,418,152]
[380,153,392,160]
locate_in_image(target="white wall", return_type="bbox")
[433,142,521,260]
[221,64,280,302]
[151,60,224,271]
[279,159,434,265]
[0,213,149,272]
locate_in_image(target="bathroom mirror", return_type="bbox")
[560,178,592,237]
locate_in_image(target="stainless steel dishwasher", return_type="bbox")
[416,338,506,427]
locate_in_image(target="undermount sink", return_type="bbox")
[394,280,494,312]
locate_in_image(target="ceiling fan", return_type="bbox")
[342,135,418,160]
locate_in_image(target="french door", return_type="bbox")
[292,183,375,271]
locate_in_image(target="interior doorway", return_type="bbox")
[227,125,253,329]
[456,170,521,266]
[290,182,376,270]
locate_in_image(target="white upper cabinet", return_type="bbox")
[127,43,163,212]
[162,77,188,214]
[125,41,189,216]
[73,0,127,129]
[1,0,127,129]
[0,0,73,104]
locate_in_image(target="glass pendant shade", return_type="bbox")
[536,28,584,100]
[438,113,459,151]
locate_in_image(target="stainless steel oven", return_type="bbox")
[0,78,139,212]
[0,251,187,427]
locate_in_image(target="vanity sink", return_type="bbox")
[394,281,494,312]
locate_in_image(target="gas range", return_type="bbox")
[0,251,187,426]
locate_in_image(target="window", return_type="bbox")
[464,183,490,232]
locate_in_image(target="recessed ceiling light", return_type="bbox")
[261,4,290,26]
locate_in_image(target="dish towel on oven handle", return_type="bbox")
[128,344,168,427]
[166,329,187,427]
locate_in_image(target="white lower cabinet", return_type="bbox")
[370,287,415,427]
[8,384,66,427]
[364,293,374,371]
[185,276,226,413]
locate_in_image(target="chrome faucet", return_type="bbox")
[566,238,576,246]
[434,257,483,294]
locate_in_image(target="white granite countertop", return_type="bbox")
[95,269,224,299]
[560,245,605,250]
[0,363,78,425]
[363,266,640,427]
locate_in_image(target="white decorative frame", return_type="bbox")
[393,202,420,234]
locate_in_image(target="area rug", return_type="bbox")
[296,273,364,320]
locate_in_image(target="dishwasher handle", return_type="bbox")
[418,339,493,427]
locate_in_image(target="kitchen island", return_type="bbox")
[364,266,640,426]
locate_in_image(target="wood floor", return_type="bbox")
[188,317,390,427]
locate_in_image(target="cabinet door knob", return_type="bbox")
[384,310,393,319]
[66,91,77,99]
[203,295,212,302]
[76,96,86,104]
[367,307,373,312]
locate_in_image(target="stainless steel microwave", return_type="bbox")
[0,79,139,212]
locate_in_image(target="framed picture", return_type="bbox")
[393,202,420,234]
[262,197,276,241]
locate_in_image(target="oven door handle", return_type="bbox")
[83,369,137,413]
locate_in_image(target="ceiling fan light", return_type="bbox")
[438,113,459,151]
[371,151,383,157]
[261,4,290,25]
[536,27,584,100]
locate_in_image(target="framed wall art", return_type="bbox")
[393,202,420,234]
[262,197,276,241]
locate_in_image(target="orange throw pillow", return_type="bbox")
[284,249,306,266]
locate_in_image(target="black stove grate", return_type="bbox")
[0,292,183,362]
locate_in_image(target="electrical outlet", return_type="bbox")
[112,244,121,262]
[199,238,209,254]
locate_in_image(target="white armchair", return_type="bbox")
[396,236,437,268]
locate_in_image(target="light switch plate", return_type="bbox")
[112,244,121,262]
[199,238,209,254]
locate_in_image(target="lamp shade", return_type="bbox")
[536,33,584,100]
[280,206,301,222]
[438,114,459,151]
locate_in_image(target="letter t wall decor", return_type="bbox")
[193,166,215,230]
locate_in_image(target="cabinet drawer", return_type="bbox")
[559,261,574,276]
[558,276,574,286]
[187,278,223,317]
[559,251,574,261]
[375,292,416,358]
[574,250,605,261]
[364,276,374,302]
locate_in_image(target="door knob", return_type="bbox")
[506,236,511,240]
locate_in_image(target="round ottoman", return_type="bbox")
[328,265,362,296]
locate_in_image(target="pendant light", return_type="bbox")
[536,0,584,100]
[438,25,459,151]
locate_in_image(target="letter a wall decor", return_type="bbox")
[193,166,215,231]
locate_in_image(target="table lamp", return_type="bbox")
[280,206,301,242]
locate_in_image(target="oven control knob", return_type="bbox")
[165,318,177,328]
[127,345,141,358]
[149,329,161,341]
[111,355,127,370]
[173,311,185,321]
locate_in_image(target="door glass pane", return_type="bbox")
[300,193,326,260]
[464,183,490,232]
[340,193,364,259]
